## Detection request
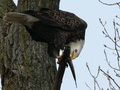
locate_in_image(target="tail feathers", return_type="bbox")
[4,12,28,24]
[4,12,39,28]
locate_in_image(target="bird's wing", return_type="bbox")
[34,9,87,31]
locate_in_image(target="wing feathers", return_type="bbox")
[37,10,87,30]
[4,9,87,30]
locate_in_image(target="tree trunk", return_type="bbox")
[0,0,60,90]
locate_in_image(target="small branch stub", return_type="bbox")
[53,46,77,90]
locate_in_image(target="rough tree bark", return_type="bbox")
[0,0,60,90]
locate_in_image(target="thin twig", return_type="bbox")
[104,50,120,71]
[100,69,120,89]
[85,82,91,90]
[99,18,120,48]
[114,70,120,78]
[86,63,100,79]
[86,63,101,90]
[98,0,120,8]
[113,21,120,69]
[104,44,116,51]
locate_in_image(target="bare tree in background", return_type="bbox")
[86,1,120,90]
[0,0,60,90]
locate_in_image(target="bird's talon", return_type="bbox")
[57,55,63,64]
[57,58,62,64]
[57,55,62,59]
[57,50,64,64]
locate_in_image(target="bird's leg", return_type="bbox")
[57,50,64,64]
[70,51,77,60]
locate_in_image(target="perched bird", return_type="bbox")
[4,8,87,61]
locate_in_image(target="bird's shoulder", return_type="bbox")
[24,8,87,30]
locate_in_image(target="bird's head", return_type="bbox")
[69,40,84,60]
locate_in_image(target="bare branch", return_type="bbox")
[99,19,120,48]
[113,20,120,69]
[104,50,120,71]
[98,0,120,8]
[100,17,120,70]
[116,16,120,27]
[86,63,102,90]
[104,44,116,51]
[53,46,77,90]
[114,70,120,78]
[85,82,91,90]
[95,1,120,90]
[100,69,120,89]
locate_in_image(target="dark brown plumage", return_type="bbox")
[4,8,87,59]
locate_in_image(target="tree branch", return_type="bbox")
[53,46,77,90]
[85,82,91,90]
[99,18,120,48]
[104,50,120,71]
[98,0,120,7]
[86,63,101,90]
[100,69,120,89]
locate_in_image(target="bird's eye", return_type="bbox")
[75,49,77,52]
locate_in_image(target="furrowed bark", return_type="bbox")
[0,0,16,75]
[0,0,60,90]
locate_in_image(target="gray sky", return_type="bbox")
[1,0,120,90]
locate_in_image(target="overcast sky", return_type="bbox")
[1,0,120,90]
[60,0,120,89]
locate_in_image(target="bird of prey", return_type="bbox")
[4,8,87,61]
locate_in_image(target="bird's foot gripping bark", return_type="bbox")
[57,50,64,64]
[57,49,77,63]
[53,46,77,90]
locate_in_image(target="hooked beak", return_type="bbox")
[70,50,77,60]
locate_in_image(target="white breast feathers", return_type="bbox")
[68,40,85,57]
